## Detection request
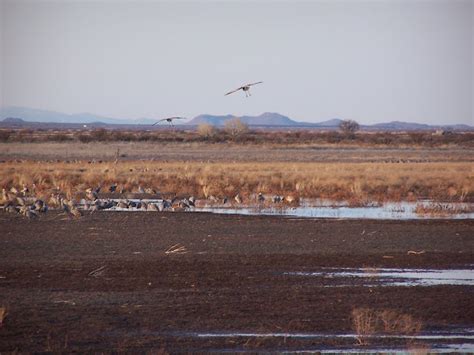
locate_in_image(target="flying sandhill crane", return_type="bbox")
[225,81,263,97]
[152,117,187,127]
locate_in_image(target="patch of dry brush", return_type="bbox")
[1,128,473,147]
[415,203,474,216]
[351,308,422,345]
[0,160,472,203]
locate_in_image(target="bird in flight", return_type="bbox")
[152,117,187,127]
[225,81,263,97]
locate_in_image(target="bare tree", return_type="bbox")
[224,118,249,138]
[197,123,217,139]
[339,120,360,135]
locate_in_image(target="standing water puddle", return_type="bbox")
[106,328,474,353]
[284,267,474,287]
[195,200,474,220]
[92,199,474,220]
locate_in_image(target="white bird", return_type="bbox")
[152,117,187,127]
[234,194,242,204]
[225,81,263,97]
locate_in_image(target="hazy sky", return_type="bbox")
[1,0,473,124]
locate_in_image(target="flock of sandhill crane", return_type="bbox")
[1,183,295,219]
[0,81,277,218]
[2,186,50,218]
[153,81,263,126]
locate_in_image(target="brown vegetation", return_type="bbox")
[1,127,472,204]
[197,123,217,139]
[351,308,422,345]
[0,160,472,203]
[415,203,474,216]
[3,141,472,164]
[339,119,360,136]
[0,128,473,147]
[223,118,249,139]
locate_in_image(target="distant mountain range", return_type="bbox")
[1,106,472,131]
[187,112,347,128]
[0,106,158,125]
[188,113,473,130]
[189,112,303,126]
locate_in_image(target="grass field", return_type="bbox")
[1,160,473,203]
[1,141,473,162]
[1,130,473,203]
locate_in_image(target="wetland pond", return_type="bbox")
[106,328,474,353]
[97,198,474,220]
[79,198,474,352]
[282,267,474,287]
[195,200,474,220]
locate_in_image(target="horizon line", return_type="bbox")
[0,105,472,127]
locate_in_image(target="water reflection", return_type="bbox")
[87,198,474,220]
[195,201,474,220]
[284,268,474,286]
[156,330,474,353]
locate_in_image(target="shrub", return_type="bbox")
[78,134,93,143]
[352,308,422,345]
[0,130,12,142]
[51,133,71,142]
[339,120,360,136]
[197,124,217,139]
[90,128,110,141]
[224,118,249,139]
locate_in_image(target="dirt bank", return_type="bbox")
[0,212,473,352]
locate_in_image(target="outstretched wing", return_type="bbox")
[225,87,243,96]
[246,81,263,87]
[152,117,186,125]
[152,118,168,126]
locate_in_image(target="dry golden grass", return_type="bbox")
[1,160,473,202]
[351,308,422,345]
[414,203,474,215]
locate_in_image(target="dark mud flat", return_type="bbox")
[0,212,473,352]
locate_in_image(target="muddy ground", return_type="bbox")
[0,212,473,352]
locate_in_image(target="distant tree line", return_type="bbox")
[0,120,472,147]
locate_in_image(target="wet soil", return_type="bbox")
[0,212,473,352]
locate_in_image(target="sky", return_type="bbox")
[0,0,473,125]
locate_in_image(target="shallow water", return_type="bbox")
[117,329,474,353]
[284,267,474,287]
[189,331,474,340]
[195,201,474,220]
[201,344,474,354]
[91,198,474,220]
